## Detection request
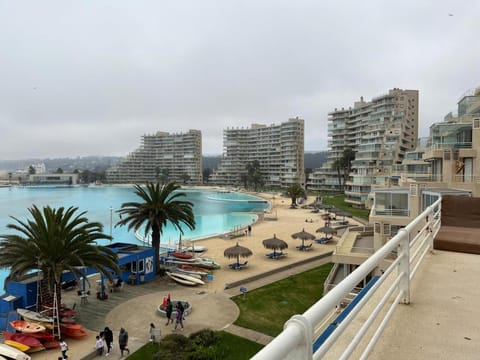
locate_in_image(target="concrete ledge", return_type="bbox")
[80,349,97,360]
[224,251,333,289]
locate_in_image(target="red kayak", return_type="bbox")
[27,331,55,342]
[2,332,43,348]
[60,324,87,338]
[171,252,193,259]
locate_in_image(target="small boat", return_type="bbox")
[0,343,31,360]
[17,308,53,323]
[168,271,205,285]
[9,320,46,333]
[2,333,43,348]
[26,331,55,342]
[172,269,202,279]
[3,341,30,353]
[166,272,198,286]
[186,245,208,253]
[171,251,193,259]
[60,324,87,338]
[25,346,46,354]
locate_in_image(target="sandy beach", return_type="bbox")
[29,192,361,360]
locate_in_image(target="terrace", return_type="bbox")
[252,197,480,359]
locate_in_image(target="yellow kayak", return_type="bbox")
[3,340,30,353]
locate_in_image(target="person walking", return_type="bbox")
[95,335,104,356]
[174,302,185,331]
[59,338,68,359]
[118,327,130,357]
[103,326,114,356]
[149,323,156,342]
[165,298,173,325]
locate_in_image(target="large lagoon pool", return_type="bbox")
[0,185,270,289]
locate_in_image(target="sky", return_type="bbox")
[1,1,479,160]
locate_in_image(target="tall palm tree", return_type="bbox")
[116,182,195,272]
[285,183,306,206]
[0,206,119,309]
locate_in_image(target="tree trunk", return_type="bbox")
[151,224,161,274]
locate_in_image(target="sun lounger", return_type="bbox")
[296,244,313,251]
[315,237,333,244]
[265,252,286,259]
[229,261,248,270]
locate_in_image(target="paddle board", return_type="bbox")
[166,272,197,286]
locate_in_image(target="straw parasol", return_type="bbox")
[224,242,253,265]
[316,226,337,239]
[291,228,316,247]
[262,234,288,256]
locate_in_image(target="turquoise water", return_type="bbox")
[0,185,270,289]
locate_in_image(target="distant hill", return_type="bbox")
[305,151,328,169]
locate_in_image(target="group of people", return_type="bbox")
[92,326,130,357]
[163,295,186,331]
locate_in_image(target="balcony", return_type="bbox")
[252,198,479,359]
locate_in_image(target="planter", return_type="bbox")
[157,300,192,317]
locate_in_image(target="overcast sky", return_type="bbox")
[0,1,478,160]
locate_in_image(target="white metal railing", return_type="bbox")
[252,198,442,360]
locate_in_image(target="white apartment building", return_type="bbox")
[210,118,305,188]
[106,130,202,184]
[309,88,419,208]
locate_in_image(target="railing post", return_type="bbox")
[283,315,313,359]
[427,207,435,252]
[397,229,410,304]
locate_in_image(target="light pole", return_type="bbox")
[109,206,113,238]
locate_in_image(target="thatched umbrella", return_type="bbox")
[291,228,316,248]
[262,234,288,256]
[224,242,253,266]
[316,226,337,239]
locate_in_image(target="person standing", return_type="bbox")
[59,338,68,359]
[149,323,156,342]
[174,302,185,331]
[103,326,114,356]
[165,298,173,325]
[95,335,104,356]
[118,327,130,357]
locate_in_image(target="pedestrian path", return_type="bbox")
[223,324,273,345]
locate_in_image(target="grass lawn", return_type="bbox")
[321,194,370,221]
[232,262,334,336]
[220,331,264,359]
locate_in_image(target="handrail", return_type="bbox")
[252,198,441,359]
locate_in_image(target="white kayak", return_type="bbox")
[166,272,205,286]
[0,343,31,360]
[17,308,54,323]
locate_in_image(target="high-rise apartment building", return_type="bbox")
[106,130,202,184]
[309,88,419,207]
[210,118,305,188]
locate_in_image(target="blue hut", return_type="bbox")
[0,242,156,327]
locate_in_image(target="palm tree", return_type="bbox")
[116,182,195,272]
[285,183,306,206]
[0,206,119,309]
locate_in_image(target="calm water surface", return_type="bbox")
[0,185,270,290]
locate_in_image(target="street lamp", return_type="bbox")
[109,206,113,238]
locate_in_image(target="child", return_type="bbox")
[59,338,68,359]
[95,335,104,355]
[149,323,156,342]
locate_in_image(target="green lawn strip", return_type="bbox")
[232,263,334,336]
[126,341,159,359]
[220,331,264,360]
[322,194,370,220]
